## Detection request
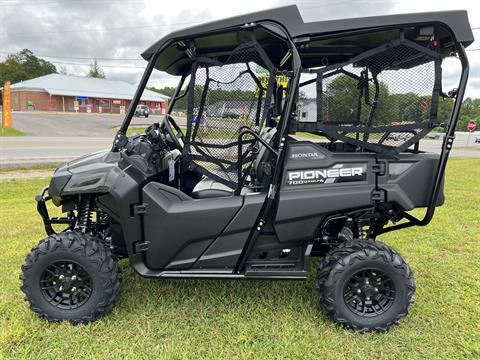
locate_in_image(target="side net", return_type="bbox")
[298,38,443,157]
[183,40,278,188]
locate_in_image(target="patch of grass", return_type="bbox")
[0,159,479,358]
[456,146,480,152]
[0,164,60,174]
[0,127,26,136]
[123,127,147,136]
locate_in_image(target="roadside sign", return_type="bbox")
[467,121,476,132]
[2,80,12,128]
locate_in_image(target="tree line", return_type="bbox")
[320,75,457,128]
[151,76,479,132]
[0,49,106,89]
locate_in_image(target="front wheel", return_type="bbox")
[20,231,121,324]
[316,239,415,332]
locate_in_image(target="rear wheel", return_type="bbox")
[316,239,415,332]
[20,231,121,324]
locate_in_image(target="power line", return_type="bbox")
[44,59,146,69]
[0,53,146,69]
[0,50,142,61]
[1,46,479,66]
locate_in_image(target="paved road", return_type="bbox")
[9,111,164,137]
[1,137,112,166]
[1,112,479,167]
[2,136,478,168]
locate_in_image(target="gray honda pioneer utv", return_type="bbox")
[21,6,473,332]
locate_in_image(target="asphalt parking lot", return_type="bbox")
[7,111,169,137]
[1,112,479,167]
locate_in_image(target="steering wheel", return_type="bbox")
[161,114,184,151]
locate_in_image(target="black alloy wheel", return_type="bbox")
[40,260,92,310]
[342,269,395,317]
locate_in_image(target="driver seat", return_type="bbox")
[191,127,277,199]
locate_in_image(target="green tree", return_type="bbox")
[0,49,56,86]
[323,75,395,125]
[87,59,105,78]
[323,75,358,123]
[150,78,480,132]
[457,97,480,131]
[437,97,454,126]
[369,81,395,125]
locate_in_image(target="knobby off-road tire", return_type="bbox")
[20,231,121,324]
[316,239,415,332]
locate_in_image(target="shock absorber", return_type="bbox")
[77,197,92,233]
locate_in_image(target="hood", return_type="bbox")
[49,150,122,202]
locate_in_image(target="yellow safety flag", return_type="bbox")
[255,75,289,98]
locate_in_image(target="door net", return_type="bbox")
[183,40,278,188]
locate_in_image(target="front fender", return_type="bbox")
[51,150,122,196]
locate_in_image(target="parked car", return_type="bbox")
[134,105,150,118]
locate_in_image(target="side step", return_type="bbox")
[141,269,307,280]
[245,268,308,279]
[243,244,312,279]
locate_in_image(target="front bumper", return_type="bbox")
[35,186,75,236]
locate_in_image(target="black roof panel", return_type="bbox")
[142,5,474,74]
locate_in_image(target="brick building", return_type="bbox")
[8,74,168,114]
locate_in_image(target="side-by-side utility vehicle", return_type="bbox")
[21,6,473,331]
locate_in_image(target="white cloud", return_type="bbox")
[0,0,478,96]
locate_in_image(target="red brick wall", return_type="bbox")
[12,90,51,111]
[11,90,167,113]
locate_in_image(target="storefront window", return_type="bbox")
[100,99,110,108]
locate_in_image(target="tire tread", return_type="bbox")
[20,231,121,324]
[316,239,415,332]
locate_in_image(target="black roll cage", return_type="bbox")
[112,19,469,262]
[378,43,469,235]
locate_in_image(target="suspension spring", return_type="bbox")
[77,197,92,233]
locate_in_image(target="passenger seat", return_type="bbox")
[191,127,277,199]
